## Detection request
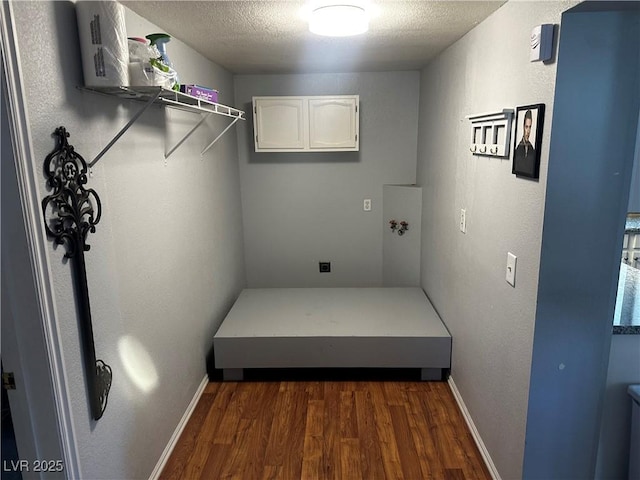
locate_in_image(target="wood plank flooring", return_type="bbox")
[160,379,491,480]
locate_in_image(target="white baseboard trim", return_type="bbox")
[448,376,502,480]
[149,375,209,480]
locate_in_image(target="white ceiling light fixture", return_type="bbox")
[308,1,370,37]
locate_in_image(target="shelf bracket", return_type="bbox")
[79,86,245,168]
[88,88,163,168]
[201,116,241,156]
[165,113,212,159]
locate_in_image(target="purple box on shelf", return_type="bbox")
[180,84,218,103]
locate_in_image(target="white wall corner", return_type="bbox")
[148,375,209,480]
[448,376,502,480]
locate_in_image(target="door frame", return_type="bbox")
[1,2,80,477]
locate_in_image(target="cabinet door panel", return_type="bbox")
[308,98,358,150]
[254,98,306,150]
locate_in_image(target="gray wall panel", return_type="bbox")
[234,72,420,287]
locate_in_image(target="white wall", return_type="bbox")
[8,2,245,478]
[415,2,576,479]
[234,72,419,287]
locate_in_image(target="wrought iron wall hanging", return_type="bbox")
[42,127,112,421]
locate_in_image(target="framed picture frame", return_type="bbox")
[512,103,545,179]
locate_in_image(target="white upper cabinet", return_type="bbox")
[253,97,307,150]
[253,95,359,152]
[308,97,358,150]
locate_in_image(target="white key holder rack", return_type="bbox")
[466,109,514,157]
[78,86,246,168]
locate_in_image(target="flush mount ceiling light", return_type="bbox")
[308,2,370,37]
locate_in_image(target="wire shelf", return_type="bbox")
[78,86,246,167]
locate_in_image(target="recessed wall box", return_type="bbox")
[530,24,554,62]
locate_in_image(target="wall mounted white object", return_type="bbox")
[466,109,514,158]
[253,95,359,152]
[530,24,554,62]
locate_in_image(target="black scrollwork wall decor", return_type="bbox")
[42,126,112,421]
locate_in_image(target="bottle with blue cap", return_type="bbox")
[146,33,179,90]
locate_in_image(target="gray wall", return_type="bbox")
[596,334,640,479]
[524,6,640,478]
[234,72,419,287]
[9,2,245,478]
[415,2,576,479]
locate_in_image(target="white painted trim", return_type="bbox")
[148,375,210,480]
[1,3,81,478]
[448,376,502,480]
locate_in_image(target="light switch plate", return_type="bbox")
[460,209,466,233]
[506,252,517,287]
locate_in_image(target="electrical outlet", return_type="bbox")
[460,209,466,233]
[319,262,331,273]
[363,199,372,211]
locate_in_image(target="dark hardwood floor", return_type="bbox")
[160,375,492,479]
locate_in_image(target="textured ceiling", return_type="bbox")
[121,1,506,74]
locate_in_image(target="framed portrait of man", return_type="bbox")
[512,104,545,179]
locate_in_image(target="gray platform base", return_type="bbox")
[214,288,452,380]
[222,368,244,381]
[222,367,445,382]
[421,368,443,381]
